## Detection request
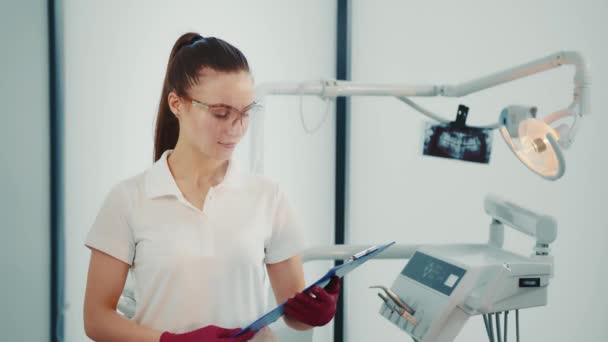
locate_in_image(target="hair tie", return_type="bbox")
[177,35,206,53]
[187,35,206,47]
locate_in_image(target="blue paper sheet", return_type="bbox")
[231,241,396,337]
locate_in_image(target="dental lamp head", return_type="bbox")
[498,52,591,181]
[499,105,566,180]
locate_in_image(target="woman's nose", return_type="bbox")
[227,115,245,135]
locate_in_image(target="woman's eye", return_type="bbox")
[210,108,230,117]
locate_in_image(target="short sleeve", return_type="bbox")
[264,186,307,264]
[85,182,135,266]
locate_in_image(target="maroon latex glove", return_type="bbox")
[159,325,256,342]
[284,276,341,327]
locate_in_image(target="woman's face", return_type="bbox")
[174,69,255,161]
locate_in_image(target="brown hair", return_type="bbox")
[153,33,250,162]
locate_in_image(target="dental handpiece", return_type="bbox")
[376,291,417,325]
[370,285,416,315]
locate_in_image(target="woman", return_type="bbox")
[83,33,341,342]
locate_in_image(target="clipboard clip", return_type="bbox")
[346,245,380,262]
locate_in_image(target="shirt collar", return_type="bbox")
[144,149,243,199]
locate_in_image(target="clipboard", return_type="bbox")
[231,241,396,337]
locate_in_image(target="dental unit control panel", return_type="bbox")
[374,195,556,342]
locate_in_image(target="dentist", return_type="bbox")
[83,33,341,342]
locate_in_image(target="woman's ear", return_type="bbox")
[167,91,182,118]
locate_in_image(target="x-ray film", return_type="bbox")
[422,122,493,164]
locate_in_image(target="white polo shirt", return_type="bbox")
[85,149,306,333]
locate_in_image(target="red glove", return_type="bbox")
[284,276,341,327]
[159,325,256,342]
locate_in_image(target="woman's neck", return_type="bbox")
[167,143,228,189]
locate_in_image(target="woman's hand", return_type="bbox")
[160,325,256,342]
[283,276,341,327]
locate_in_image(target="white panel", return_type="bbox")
[62,1,336,341]
[348,0,608,341]
[0,0,50,340]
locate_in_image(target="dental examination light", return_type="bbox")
[252,51,590,180]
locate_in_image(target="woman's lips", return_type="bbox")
[219,142,236,149]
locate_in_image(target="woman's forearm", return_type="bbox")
[85,307,162,342]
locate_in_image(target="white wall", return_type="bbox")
[0,0,50,341]
[61,1,336,341]
[346,0,608,341]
